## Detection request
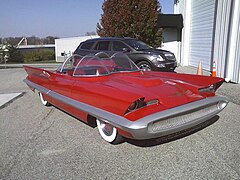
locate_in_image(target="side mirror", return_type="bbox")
[122,47,131,52]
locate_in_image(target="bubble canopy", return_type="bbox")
[57,52,140,76]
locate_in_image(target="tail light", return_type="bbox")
[199,84,216,93]
[125,98,159,114]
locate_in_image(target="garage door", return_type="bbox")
[189,0,216,70]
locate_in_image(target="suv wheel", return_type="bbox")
[137,61,152,71]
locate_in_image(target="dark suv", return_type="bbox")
[74,37,177,71]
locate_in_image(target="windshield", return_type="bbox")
[58,53,140,77]
[125,39,152,51]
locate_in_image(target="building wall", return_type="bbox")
[55,35,99,62]
[174,0,191,66]
[161,28,181,63]
[189,0,216,70]
[175,0,240,83]
[223,0,240,83]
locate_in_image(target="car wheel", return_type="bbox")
[137,61,152,71]
[96,119,124,144]
[39,92,51,106]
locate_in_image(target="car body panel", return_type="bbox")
[23,54,228,140]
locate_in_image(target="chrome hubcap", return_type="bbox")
[99,121,114,136]
[139,64,151,71]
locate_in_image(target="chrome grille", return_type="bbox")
[151,104,218,132]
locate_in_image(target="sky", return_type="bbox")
[0,0,174,38]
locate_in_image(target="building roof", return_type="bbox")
[18,44,55,49]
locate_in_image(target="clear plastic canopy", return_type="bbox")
[58,52,140,76]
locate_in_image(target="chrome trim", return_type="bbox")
[24,79,229,140]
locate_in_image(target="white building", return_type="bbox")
[158,14,183,65]
[55,35,99,62]
[174,0,240,83]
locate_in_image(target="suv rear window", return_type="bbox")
[80,42,94,50]
[94,41,110,51]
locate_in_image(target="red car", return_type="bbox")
[23,53,228,144]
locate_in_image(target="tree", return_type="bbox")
[97,0,162,47]
[2,36,59,46]
[27,36,42,45]
[43,36,59,44]
[85,31,97,36]
[7,45,24,63]
[0,44,7,63]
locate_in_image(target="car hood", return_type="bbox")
[138,48,172,55]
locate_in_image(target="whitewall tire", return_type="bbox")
[96,119,124,144]
[39,92,50,106]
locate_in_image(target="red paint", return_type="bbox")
[23,65,224,124]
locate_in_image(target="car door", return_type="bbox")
[52,56,78,97]
[49,56,81,116]
[111,41,131,53]
[111,41,138,64]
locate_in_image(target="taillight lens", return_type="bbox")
[128,101,138,111]
[125,98,159,114]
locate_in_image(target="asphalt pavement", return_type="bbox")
[0,65,240,179]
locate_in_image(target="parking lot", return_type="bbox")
[0,66,240,179]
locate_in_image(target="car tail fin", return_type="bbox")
[157,72,225,95]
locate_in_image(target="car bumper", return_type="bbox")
[153,61,177,71]
[24,79,228,140]
[119,95,228,139]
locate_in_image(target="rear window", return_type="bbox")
[94,41,110,51]
[80,42,94,50]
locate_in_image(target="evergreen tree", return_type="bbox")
[7,45,24,63]
[97,0,162,47]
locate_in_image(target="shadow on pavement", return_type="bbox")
[32,100,220,148]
